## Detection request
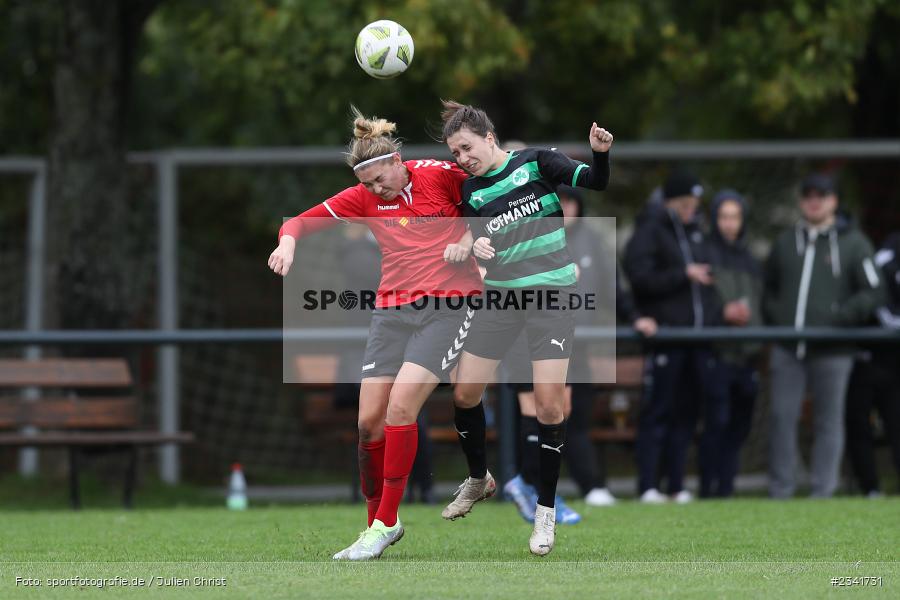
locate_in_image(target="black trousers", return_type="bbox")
[700,362,758,497]
[636,347,719,494]
[845,355,900,494]
[565,382,605,494]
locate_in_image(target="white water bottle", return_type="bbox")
[227,463,248,510]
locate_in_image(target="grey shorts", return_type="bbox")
[361,300,474,381]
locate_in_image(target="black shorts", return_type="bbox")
[499,333,591,390]
[464,286,577,362]
[361,300,474,381]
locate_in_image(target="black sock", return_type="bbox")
[520,416,540,486]
[537,420,567,508]
[454,403,487,478]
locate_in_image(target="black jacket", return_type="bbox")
[871,232,900,363]
[623,207,722,327]
[875,232,900,327]
[708,190,763,362]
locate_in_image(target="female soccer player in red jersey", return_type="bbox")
[437,100,614,556]
[268,109,485,561]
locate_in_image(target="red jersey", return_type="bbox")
[280,159,483,307]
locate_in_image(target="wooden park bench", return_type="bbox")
[294,354,641,455]
[0,358,195,509]
[587,356,643,443]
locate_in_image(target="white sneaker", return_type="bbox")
[584,487,616,507]
[640,488,668,504]
[442,470,497,520]
[346,519,405,561]
[672,490,694,504]
[529,504,556,556]
[332,530,366,560]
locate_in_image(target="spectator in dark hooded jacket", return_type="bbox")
[701,189,763,498]
[844,231,900,497]
[623,169,722,503]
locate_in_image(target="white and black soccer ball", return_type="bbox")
[355,20,414,79]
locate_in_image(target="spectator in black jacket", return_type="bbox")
[845,231,900,497]
[623,170,723,503]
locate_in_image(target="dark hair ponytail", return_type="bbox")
[440,99,496,141]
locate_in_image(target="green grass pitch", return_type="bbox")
[1,499,897,599]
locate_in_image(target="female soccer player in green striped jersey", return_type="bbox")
[438,100,613,556]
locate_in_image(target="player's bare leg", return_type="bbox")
[348,363,439,560]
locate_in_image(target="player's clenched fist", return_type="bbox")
[589,122,614,153]
[444,243,471,263]
[268,235,296,276]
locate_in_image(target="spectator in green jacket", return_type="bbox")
[763,173,884,498]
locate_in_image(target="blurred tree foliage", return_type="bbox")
[131,0,529,147]
[498,0,898,140]
[126,0,899,146]
[2,0,897,155]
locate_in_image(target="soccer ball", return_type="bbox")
[355,20,414,79]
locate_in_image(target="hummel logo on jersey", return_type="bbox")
[541,442,565,454]
[551,338,566,351]
[377,204,399,210]
[411,159,452,170]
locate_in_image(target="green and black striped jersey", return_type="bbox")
[462,147,610,288]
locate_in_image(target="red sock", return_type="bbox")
[358,439,385,527]
[374,423,418,528]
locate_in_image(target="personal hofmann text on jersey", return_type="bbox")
[462,147,610,289]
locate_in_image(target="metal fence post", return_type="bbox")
[157,153,180,484]
[18,164,47,476]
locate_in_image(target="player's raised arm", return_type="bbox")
[534,124,613,192]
